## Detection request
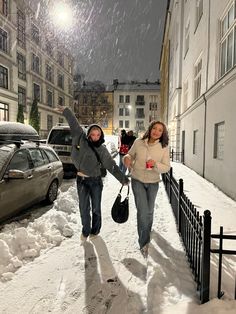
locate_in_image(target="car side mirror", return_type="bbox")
[4,169,25,180]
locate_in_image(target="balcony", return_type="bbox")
[135,101,145,106]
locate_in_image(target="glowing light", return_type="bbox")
[50,2,74,29]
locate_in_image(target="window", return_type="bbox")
[194,58,202,100]
[195,0,203,29]
[58,96,64,106]
[47,90,53,107]
[33,83,40,101]
[124,107,130,116]
[136,120,144,130]
[58,51,64,66]
[136,108,145,118]
[1,0,8,16]
[32,53,40,74]
[58,117,64,124]
[0,28,7,53]
[46,64,53,82]
[0,102,8,121]
[119,120,123,128]
[119,95,124,103]
[125,95,130,103]
[193,129,198,154]
[45,39,53,56]
[220,3,236,76]
[17,53,26,80]
[8,150,30,171]
[125,120,129,128]
[136,95,145,105]
[29,149,46,167]
[57,73,64,89]
[31,24,40,45]
[47,115,53,131]
[0,65,8,89]
[119,108,124,116]
[183,81,188,111]
[18,86,26,112]
[184,22,190,56]
[214,122,225,160]
[17,9,26,48]
[149,95,158,121]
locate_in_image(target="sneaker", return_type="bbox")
[80,234,87,245]
[140,244,149,258]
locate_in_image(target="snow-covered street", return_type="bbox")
[0,160,235,313]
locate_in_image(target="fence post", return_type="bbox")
[169,167,173,204]
[201,210,212,303]
[178,178,183,233]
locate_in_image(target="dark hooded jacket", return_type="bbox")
[63,107,129,184]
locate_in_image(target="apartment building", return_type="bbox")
[74,81,114,135]
[0,0,74,138]
[113,80,161,136]
[160,0,236,200]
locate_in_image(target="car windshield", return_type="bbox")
[48,130,72,145]
[0,148,11,171]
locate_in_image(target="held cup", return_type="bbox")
[146,160,153,170]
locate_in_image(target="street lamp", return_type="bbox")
[49,2,74,30]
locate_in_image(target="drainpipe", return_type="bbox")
[202,93,207,178]
[202,0,211,178]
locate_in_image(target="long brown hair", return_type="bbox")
[142,121,169,148]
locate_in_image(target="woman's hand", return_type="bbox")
[123,155,132,169]
[55,105,66,113]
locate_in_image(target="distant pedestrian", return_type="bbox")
[118,129,130,174]
[123,121,170,257]
[57,106,129,244]
[127,130,136,149]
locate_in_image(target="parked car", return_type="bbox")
[47,123,87,177]
[0,122,64,223]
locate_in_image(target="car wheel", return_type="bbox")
[46,180,58,204]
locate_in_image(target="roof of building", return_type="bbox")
[113,80,160,92]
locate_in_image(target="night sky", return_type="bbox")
[70,0,167,84]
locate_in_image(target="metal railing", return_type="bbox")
[170,149,185,163]
[162,168,211,303]
[211,226,236,299]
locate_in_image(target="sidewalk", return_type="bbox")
[0,162,235,313]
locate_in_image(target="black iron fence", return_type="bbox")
[162,168,211,303]
[162,168,236,303]
[211,227,236,299]
[170,149,184,163]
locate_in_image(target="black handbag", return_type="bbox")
[111,184,129,223]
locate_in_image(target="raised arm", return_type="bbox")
[56,106,84,137]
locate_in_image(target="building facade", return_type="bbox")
[74,81,114,135]
[160,0,236,200]
[0,0,74,138]
[113,80,161,136]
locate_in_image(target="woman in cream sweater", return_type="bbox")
[123,121,170,257]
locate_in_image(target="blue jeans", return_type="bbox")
[119,153,127,174]
[76,176,103,237]
[131,178,159,249]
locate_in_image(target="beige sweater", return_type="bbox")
[124,138,170,183]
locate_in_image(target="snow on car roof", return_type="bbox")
[0,122,39,140]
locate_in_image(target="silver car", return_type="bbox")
[0,141,63,222]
